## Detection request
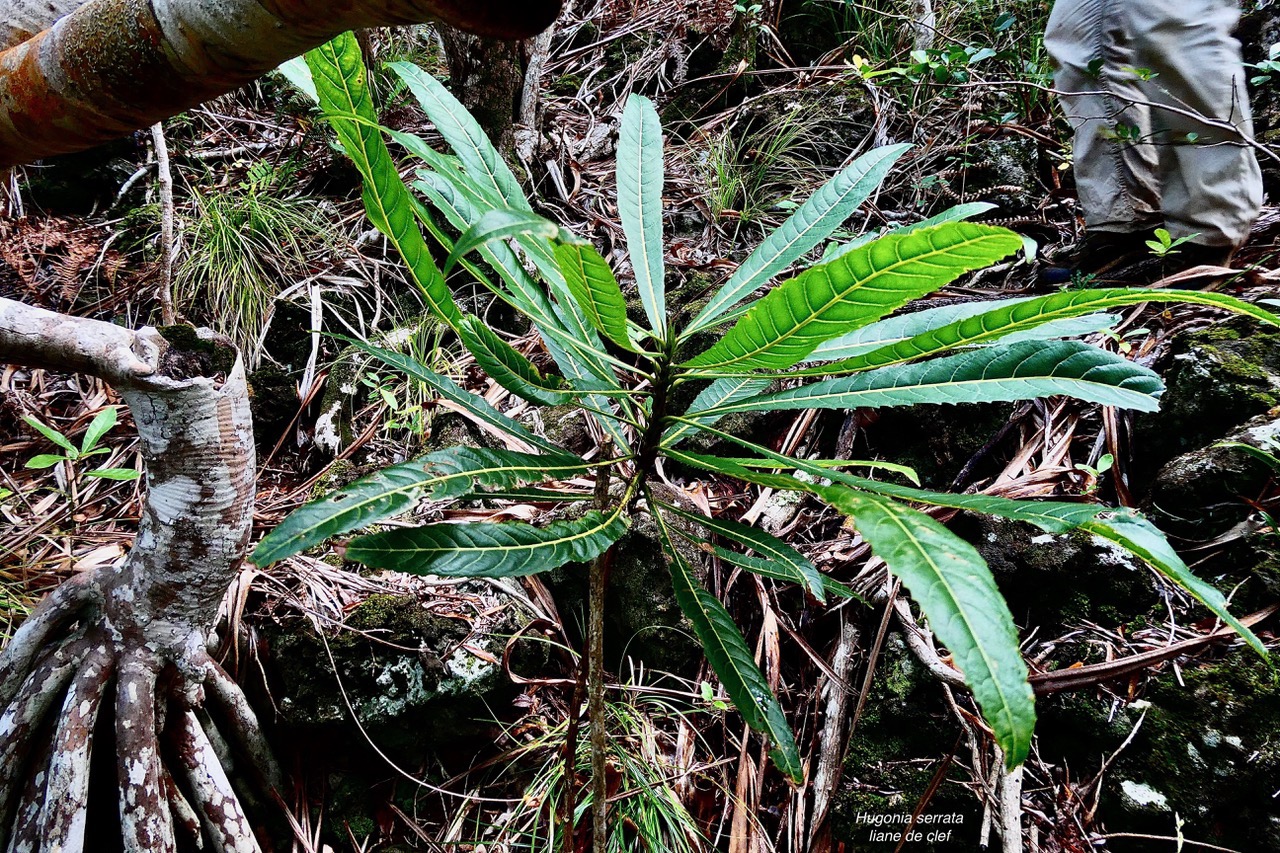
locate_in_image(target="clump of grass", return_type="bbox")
[175,160,336,363]
[700,110,816,227]
[480,687,707,852]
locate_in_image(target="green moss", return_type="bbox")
[831,636,982,849]
[157,324,237,375]
[247,362,297,449]
[1134,320,1280,474]
[1099,652,1280,848]
[308,459,359,502]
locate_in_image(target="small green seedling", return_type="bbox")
[1145,228,1199,258]
[1074,453,1114,495]
[24,408,140,481]
[1247,43,1280,86]
[1102,326,1151,355]
[700,680,729,712]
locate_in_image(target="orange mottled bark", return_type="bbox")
[0,0,560,166]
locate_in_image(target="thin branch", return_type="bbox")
[151,122,177,326]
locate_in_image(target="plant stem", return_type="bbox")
[588,540,614,853]
[560,662,585,853]
[150,122,176,326]
[587,443,614,853]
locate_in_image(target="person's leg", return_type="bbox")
[1128,0,1262,249]
[1045,0,1163,236]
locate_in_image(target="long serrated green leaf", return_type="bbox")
[340,337,564,455]
[410,172,629,379]
[816,288,1280,375]
[661,503,825,600]
[651,508,803,781]
[660,377,773,447]
[686,144,912,336]
[666,428,1268,660]
[682,223,1023,371]
[707,542,864,602]
[1082,511,1268,657]
[407,167,563,327]
[385,83,611,365]
[702,340,1164,416]
[617,94,667,338]
[807,297,1036,363]
[555,240,635,351]
[858,471,1266,658]
[821,201,997,263]
[459,315,574,406]
[445,208,559,274]
[347,507,629,578]
[307,36,459,325]
[818,488,1035,767]
[390,62,529,211]
[252,448,586,566]
[395,130,633,447]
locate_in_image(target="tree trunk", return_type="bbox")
[438,27,526,158]
[0,299,274,851]
[0,0,561,165]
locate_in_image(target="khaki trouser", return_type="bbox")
[1044,0,1263,247]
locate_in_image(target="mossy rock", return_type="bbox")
[1145,411,1280,609]
[247,362,298,451]
[863,402,1014,489]
[954,515,1155,639]
[830,634,982,850]
[1148,410,1280,534]
[264,587,543,752]
[1133,320,1280,485]
[1044,650,1280,850]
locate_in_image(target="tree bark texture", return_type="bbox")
[0,0,561,165]
[438,26,526,158]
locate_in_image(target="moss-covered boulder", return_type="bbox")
[955,515,1155,638]
[265,586,543,750]
[1143,410,1280,609]
[830,634,982,851]
[1041,650,1280,850]
[1133,321,1280,484]
[1149,411,1280,534]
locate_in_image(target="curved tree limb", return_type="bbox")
[0,0,562,166]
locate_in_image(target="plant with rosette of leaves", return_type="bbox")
[259,32,1274,845]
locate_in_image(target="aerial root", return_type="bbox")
[7,725,54,853]
[172,709,262,853]
[0,575,95,708]
[116,655,177,853]
[0,618,277,851]
[40,640,114,852]
[204,659,283,790]
[0,633,92,841]
[164,764,205,850]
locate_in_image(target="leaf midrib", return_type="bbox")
[688,233,1011,369]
